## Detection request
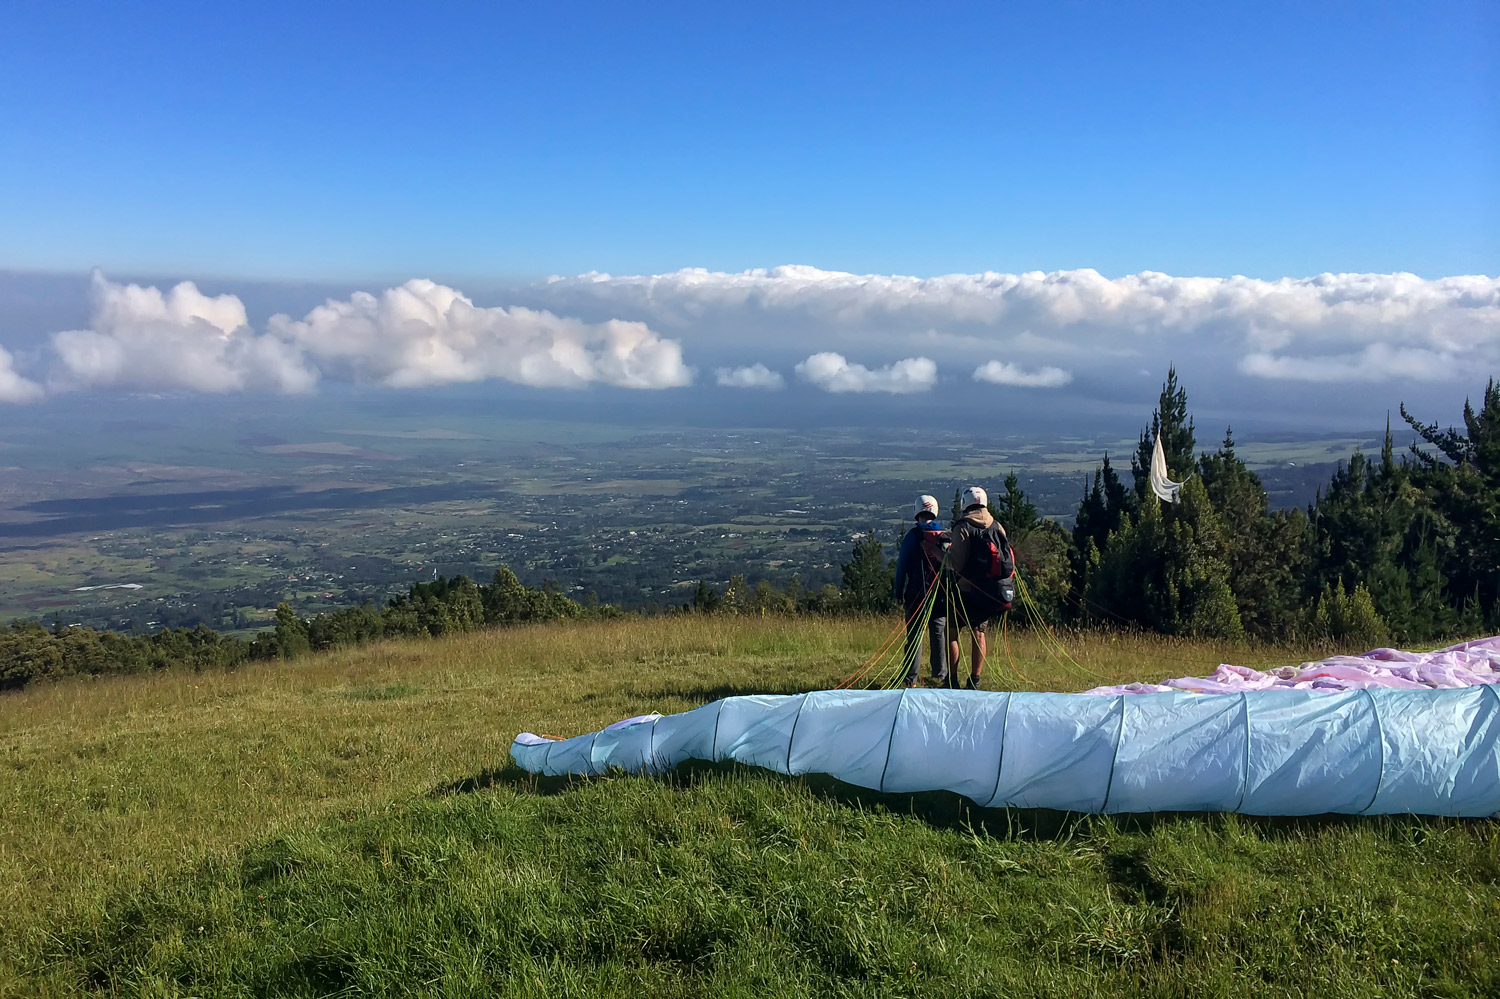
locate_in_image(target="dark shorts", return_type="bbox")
[955,588,1008,632]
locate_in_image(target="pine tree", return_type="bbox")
[987,471,1071,621]
[307,602,384,651]
[1132,365,1197,503]
[1313,579,1388,646]
[273,602,310,659]
[1086,477,1243,639]
[1400,378,1500,628]
[721,574,748,614]
[445,576,485,632]
[1071,453,1132,615]
[1017,519,1075,623]
[1401,378,1500,471]
[784,576,807,611]
[1198,426,1307,638]
[690,580,720,613]
[749,579,794,616]
[994,472,1039,533]
[1309,450,1384,592]
[1072,469,1108,560]
[1100,456,1129,518]
[536,579,583,622]
[1307,422,1461,642]
[840,531,895,613]
[483,567,530,624]
[1073,455,1129,561]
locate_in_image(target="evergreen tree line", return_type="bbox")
[1064,370,1499,644]
[828,371,1499,649]
[0,568,596,691]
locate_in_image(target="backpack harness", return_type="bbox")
[917,527,949,589]
[954,519,1016,612]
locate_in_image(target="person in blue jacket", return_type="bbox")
[892,495,950,687]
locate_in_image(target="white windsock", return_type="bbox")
[1150,435,1185,504]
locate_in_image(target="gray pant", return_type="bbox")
[903,602,948,685]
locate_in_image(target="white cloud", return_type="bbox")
[49,272,317,395]
[794,352,937,394]
[527,266,1500,383]
[1239,345,1458,382]
[0,346,43,403]
[269,279,692,390]
[972,361,1073,388]
[27,274,693,399]
[714,363,784,390]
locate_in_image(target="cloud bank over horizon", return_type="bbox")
[530,265,1500,387]
[1,266,1495,407]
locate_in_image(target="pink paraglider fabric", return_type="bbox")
[1082,636,1500,696]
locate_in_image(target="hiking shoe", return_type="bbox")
[965,676,982,690]
[932,672,948,686]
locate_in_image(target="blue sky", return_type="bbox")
[2,0,1495,282]
[1,2,1497,422]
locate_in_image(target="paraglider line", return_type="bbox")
[1359,689,1387,815]
[875,687,909,794]
[986,692,1014,808]
[710,700,726,763]
[1232,693,1251,813]
[1002,614,1034,685]
[783,692,810,776]
[1098,697,1127,814]
[838,571,942,689]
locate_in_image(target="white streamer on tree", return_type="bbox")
[1150,435,1185,504]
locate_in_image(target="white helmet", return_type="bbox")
[961,485,988,511]
[913,494,940,519]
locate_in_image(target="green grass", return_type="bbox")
[2,617,1497,997]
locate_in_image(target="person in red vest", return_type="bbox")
[892,494,950,687]
[945,486,1016,690]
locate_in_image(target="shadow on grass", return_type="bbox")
[427,764,588,798]
[783,768,1468,844]
[433,756,1467,844]
[579,679,823,706]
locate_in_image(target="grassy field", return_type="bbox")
[2,617,1497,997]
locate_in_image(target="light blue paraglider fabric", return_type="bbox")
[512,687,1500,816]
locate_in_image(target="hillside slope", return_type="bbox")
[3,618,1497,997]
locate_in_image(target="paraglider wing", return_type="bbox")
[512,638,1500,816]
